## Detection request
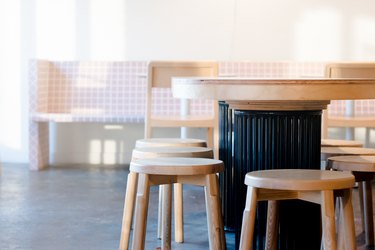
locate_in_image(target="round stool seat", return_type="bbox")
[132,146,213,160]
[245,169,355,191]
[130,157,224,175]
[321,139,363,147]
[135,138,207,148]
[329,155,375,172]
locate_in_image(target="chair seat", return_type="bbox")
[150,115,216,127]
[132,146,213,159]
[321,139,363,147]
[135,138,207,148]
[329,155,375,172]
[321,146,375,161]
[245,169,355,191]
[130,157,224,175]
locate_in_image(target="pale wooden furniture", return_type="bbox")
[145,61,219,157]
[135,138,208,242]
[328,155,375,248]
[135,138,207,148]
[239,169,356,250]
[322,63,375,141]
[120,157,226,250]
[321,146,375,162]
[119,146,213,249]
[321,139,363,147]
[172,77,375,248]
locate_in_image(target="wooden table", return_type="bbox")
[172,77,375,250]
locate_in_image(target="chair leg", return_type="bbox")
[174,183,184,243]
[119,172,138,250]
[162,184,172,249]
[239,186,258,250]
[341,188,356,250]
[321,190,337,250]
[205,174,226,250]
[266,200,279,250]
[363,180,374,246]
[132,174,151,250]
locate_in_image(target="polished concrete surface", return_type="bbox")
[0,162,373,249]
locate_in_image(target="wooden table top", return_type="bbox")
[172,77,375,101]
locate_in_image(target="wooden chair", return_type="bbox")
[239,169,356,250]
[120,157,226,250]
[328,155,375,248]
[145,61,219,157]
[119,146,213,249]
[322,62,375,143]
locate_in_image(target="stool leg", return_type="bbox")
[239,186,258,250]
[363,180,374,246]
[157,185,164,239]
[119,172,138,250]
[266,200,279,250]
[341,188,356,250]
[174,183,184,243]
[359,182,365,235]
[205,174,226,250]
[162,184,172,249]
[132,174,151,250]
[321,190,337,250]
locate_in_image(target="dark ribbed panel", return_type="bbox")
[218,101,235,231]
[233,110,322,250]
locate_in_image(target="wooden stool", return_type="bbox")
[134,146,213,243]
[135,138,208,243]
[239,169,356,250]
[328,155,375,248]
[321,139,363,148]
[121,157,226,250]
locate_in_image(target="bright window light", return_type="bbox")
[0,0,22,150]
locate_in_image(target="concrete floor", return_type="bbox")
[0,162,373,250]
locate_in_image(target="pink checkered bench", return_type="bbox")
[28,60,214,170]
[28,60,375,170]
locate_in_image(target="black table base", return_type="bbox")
[219,102,322,250]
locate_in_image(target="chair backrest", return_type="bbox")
[322,62,375,138]
[145,61,219,138]
[325,63,375,78]
[148,61,218,88]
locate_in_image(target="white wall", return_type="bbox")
[1,0,375,164]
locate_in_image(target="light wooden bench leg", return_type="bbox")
[119,172,138,250]
[239,186,258,250]
[341,188,356,250]
[266,200,279,250]
[132,174,150,250]
[205,174,226,250]
[321,190,337,250]
[174,183,184,243]
[29,121,49,170]
[162,184,172,250]
[363,180,374,246]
